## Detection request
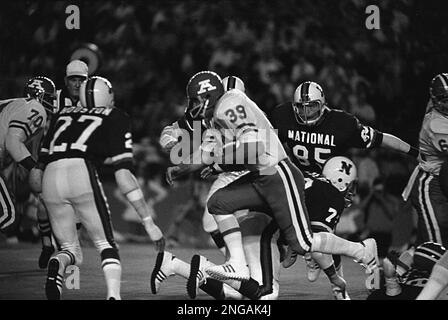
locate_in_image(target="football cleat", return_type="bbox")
[282,246,299,268]
[205,259,250,281]
[150,251,176,294]
[187,254,214,299]
[45,258,63,300]
[304,253,321,282]
[38,246,55,269]
[355,238,379,274]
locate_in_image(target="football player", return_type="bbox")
[0,76,56,234]
[159,75,248,256]
[34,76,165,300]
[187,156,357,300]
[168,71,379,283]
[417,247,448,299]
[268,81,419,174]
[367,242,446,300]
[35,61,89,270]
[402,73,448,248]
[268,81,419,292]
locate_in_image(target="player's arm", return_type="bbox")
[159,120,183,153]
[351,115,419,158]
[6,104,46,171]
[380,133,419,158]
[110,111,165,251]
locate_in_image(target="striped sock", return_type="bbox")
[101,248,121,300]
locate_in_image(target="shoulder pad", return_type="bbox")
[429,118,448,134]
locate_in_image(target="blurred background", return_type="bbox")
[1,0,448,254]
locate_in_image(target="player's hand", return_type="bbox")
[166,166,181,186]
[200,166,214,179]
[29,167,43,194]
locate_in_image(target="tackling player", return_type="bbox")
[187,156,357,300]
[0,76,56,233]
[168,71,379,283]
[402,73,448,248]
[34,76,165,300]
[268,81,419,294]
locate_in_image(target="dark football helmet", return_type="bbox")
[293,81,327,125]
[413,241,446,273]
[429,73,448,115]
[185,71,224,121]
[24,76,57,113]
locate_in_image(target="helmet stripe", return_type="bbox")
[227,76,236,90]
[300,82,311,101]
[86,77,96,108]
[440,74,448,88]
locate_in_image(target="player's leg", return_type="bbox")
[417,250,448,300]
[411,171,445,246]
[203,172,250,258]
[36,194,56,269]
[206,174,269,281]
[0,175,16,232]
[242,213,280,300]
[42,162,82,300]
[257,159,378,273]
[254,158,314,264]
[77,161,122,300]
[150,250,192,294]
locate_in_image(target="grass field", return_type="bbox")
[0,242,372,300]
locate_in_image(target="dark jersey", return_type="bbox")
[40,105,134,171]
[304,172,345,232]
[268,103,383,173]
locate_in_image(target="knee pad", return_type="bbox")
[207,191,233,216]
[202,208,218,233]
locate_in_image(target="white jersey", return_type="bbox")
[210,89,287,171]
[418,109,448,175]
[0,98,47,166]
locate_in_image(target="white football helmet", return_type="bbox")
[293,81,326,125]
[80,76,114,108]
[222,76,245,92]
[322,156,357,207]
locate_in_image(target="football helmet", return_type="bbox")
[24,76,57,113]
[322,156,357,207]
[185,71,224,121]
[222,76,245,92]
[429,73,448,115]
[413,241,446,273]
[293,81,326,125]
[79,76,114,108]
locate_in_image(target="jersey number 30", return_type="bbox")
[49,115,103,153]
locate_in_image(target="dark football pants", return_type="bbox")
[208,158,313,255]
[0,175,16,232]
[410,169,448,247]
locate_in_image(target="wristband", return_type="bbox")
[125,189,144,202]
[19,156,37,171]
[142,216,153,222]
[407,146,419,158]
